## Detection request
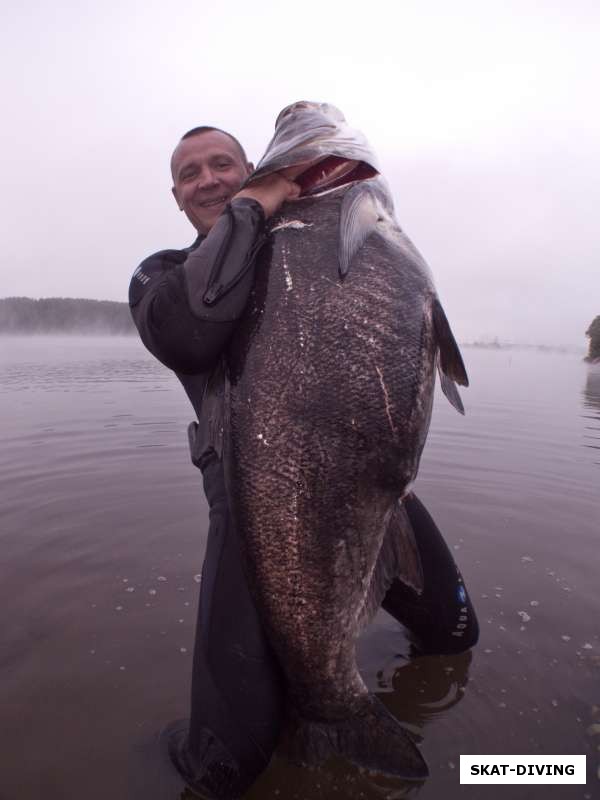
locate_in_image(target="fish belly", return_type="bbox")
[225,192,435,719]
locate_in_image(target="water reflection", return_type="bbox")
[583,367,600,410]
[383,650,472,729]
[250,758,422,800]
[582,367,600,463]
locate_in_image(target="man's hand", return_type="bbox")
[233,172,301,219]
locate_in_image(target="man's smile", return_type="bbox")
[196,195,229,208]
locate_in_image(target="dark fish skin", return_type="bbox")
[225,187,437,715]
[222,103,467,779]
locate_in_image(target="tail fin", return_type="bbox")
[282,695,428,781]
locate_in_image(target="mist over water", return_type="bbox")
[0,297,136,336]
[1,337,598,799]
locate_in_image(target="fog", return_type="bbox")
[2,0,598,346]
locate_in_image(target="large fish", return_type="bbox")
[223,101,468,779]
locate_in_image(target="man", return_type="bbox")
[130,126,300,800]
[129,125,479,800]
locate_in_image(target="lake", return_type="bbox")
[0,336,598,800]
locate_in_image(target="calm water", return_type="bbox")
[1,337,598,800]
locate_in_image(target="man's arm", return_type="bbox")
[129,175,299,375]
[129,197,265,374]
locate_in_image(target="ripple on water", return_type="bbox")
[0,340,598,800]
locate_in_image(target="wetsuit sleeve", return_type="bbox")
[128,197,266,374]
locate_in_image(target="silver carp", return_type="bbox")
[223,101,468,779]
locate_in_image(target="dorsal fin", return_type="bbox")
[432,298,469,414]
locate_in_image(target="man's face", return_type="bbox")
[171,131,252,234]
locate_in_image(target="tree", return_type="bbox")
[585,315,600,362]
[0,297,135,334]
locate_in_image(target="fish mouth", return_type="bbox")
[250,101,380,197]
[292,155,378,197]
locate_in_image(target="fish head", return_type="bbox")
[274,100,346,129]
[249,101,379,197]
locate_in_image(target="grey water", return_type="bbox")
[1,336,598,800]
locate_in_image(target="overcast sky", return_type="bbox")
[2,0,598,346]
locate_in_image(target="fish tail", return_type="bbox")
[282,695,428,781]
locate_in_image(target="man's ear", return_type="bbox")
[246,162,255,174]
[171,186,183,210]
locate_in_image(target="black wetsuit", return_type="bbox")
[129,197,479,799]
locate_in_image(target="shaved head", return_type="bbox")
[170,126,248,179]
[170,129,252,233]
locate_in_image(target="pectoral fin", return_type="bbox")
[338,182,390,278]
[432,298,469,414]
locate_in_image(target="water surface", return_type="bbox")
[1,337,598,800]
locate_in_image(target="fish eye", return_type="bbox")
[321,103,345,122]
[275,104,296,128]
[275,101,314,128]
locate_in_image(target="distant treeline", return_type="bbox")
[0,297,135,335]
[585,316,600,362]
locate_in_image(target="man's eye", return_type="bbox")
[217,161,232,169]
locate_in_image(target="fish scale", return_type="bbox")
[226,188,434,707]
[223,101,467,779]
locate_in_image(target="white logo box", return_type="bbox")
[460,755,586,784]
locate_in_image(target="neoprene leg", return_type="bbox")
[382,493,479,655]
[168,456,285,799]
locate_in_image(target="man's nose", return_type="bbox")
[196,168,219,190]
